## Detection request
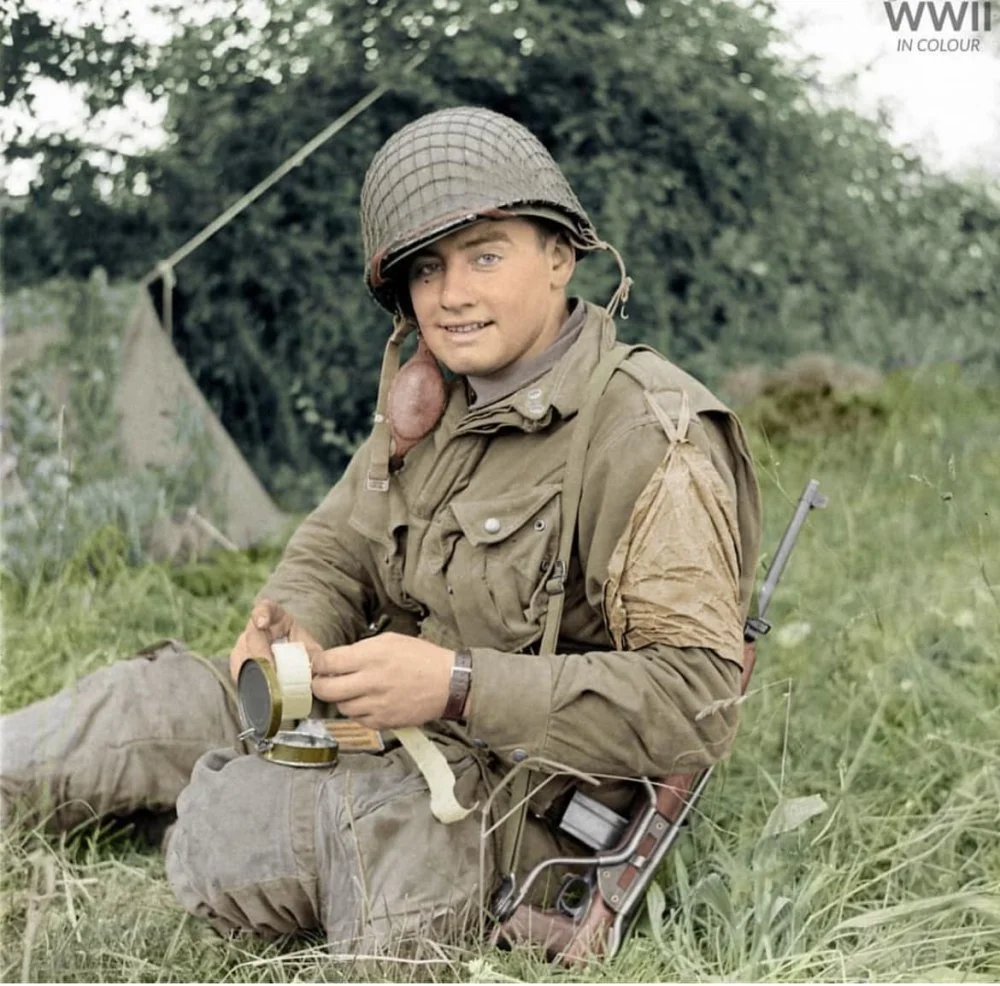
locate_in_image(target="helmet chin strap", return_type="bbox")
[388,332,448,458]
[366,315,413,492]
[367,315,448,493]
[576,229,633,320]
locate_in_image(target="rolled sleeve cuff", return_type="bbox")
[465,647,553,758]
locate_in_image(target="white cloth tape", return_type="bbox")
[271,641,314,721]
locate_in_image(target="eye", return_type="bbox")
[475,252,502,267]
[409,259,441,281]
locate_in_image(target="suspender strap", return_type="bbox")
[498,341,648,880]
[367,318,414,492]
[542,343,643,653]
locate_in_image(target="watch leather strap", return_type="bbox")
[443,649,472,721]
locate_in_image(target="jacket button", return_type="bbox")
[484,517,501,534]
[473,738,488,749]
[511,748,528,762]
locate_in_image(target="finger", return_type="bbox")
[289,623,323,667]
[243,623,275,661]
[311,670,371,705]
[251,599,295,636]
[334,698,379,724]
[312,643,372,676]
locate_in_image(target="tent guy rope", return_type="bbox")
[139,51,426,323]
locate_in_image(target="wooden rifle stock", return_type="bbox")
[495,897,614,962]
[497,478,824,965]
[500,643,758,966]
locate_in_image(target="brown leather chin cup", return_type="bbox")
[387,335,447,458]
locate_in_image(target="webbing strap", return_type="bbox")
[394,727,477,824]
[498,340,647,879]
[367,318,414,491]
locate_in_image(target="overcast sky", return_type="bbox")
[771,0,999,175]
[3,0,999,196]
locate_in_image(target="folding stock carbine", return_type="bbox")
[492,479,828,965]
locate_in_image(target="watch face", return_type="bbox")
[237,658,281,739]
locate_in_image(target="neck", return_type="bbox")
[465,297,585,410]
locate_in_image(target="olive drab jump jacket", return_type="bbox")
[259,301,762,812]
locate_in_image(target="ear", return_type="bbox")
[549,235,576,290]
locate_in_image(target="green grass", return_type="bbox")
[2,364,998,982]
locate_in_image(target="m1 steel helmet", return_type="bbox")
[360,106,613,313]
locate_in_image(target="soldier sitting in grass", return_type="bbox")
[1,107,761,951]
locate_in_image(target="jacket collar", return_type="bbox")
[434,301,618,448]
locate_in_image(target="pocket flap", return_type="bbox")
[450,484,560,546]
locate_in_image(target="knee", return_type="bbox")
[165,749,320,938]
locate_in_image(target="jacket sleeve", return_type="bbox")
[464,403,761,779]
[256,440,379,648]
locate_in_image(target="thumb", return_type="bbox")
[244,600,294,659]
[250,599,294,636]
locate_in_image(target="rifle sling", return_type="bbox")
[497,341,653,882]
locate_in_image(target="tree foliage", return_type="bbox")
[2,0,151,114]
[2,0,160,282]
[5,0,998,507]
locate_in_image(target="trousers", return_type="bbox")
[0,640,560,949]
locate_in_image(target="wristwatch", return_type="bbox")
[442,649,472,721]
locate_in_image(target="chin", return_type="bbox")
[442,354,502,377]
[455,363,493,378]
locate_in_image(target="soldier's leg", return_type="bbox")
[0,640,241,832]
[165,743,519,948]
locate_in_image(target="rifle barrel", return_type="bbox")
[756,479,827,621]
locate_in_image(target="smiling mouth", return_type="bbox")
[441,320,492,335]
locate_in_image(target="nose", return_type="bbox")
[438,261,474,311]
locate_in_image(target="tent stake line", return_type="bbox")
[139,52,426,291]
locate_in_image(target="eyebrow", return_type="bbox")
[458,230,512,250]
[412,228,512,261]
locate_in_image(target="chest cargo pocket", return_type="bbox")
[349,483,426,621]
[445,483,562,651]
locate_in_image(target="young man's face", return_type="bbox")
[403,218,575,378]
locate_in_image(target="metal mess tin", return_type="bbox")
[236,656,340,768]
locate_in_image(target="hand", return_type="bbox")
[229,599,323,682]
[311,632,455,730]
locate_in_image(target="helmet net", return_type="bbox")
[361,106,599,310]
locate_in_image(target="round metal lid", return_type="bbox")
[237,657,282,739]
[262,729,340,767]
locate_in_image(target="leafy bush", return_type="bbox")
[6,0,999,507]
[722,352,888,445]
